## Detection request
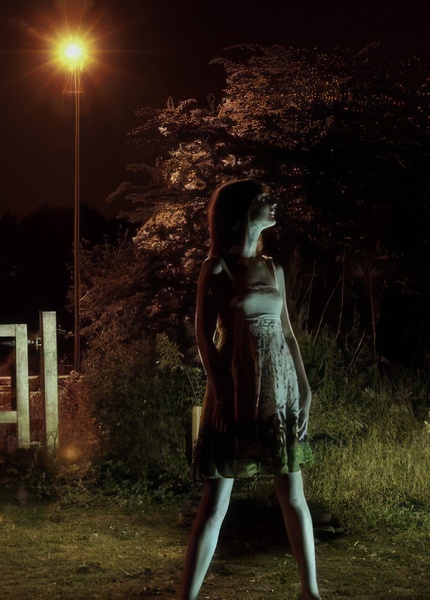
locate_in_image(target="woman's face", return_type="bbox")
[248,193,277,229]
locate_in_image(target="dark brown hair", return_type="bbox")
[207,179,266,256]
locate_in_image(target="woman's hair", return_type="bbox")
[207,179,266,256]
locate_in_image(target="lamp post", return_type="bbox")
[61,40,86,372]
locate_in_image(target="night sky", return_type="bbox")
[0,0,428,219]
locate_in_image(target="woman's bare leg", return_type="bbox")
[181,476,234,600]
[275,471,320,600]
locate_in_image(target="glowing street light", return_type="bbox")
[59,37,88,373]
[60,38,88,72]
[64,42,84,61]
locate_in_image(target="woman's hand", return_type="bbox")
[212,401,228,433]
[209,378,230,433]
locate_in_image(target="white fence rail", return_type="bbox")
[0,312,59,450]
[0,323,30,448]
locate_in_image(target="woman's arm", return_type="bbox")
[195,258,227,430]
[195,258,221,386]
[277,264,312,439]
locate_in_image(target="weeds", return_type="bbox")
[302,328,430,535]
[16,326,429,539]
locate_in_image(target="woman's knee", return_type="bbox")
[200,477,233,523]
[275,471,306,509]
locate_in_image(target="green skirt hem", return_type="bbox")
[196,439,314,480]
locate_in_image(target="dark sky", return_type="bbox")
[0,0,429,219]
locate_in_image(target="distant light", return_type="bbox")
[58,38,88,70]
[62,443,81,462]
[64,42,84,60]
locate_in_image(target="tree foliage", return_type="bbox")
[85,45,430,364]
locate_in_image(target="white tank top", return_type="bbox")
[220,257,283,320]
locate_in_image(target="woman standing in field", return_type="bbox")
[182,180,320,600]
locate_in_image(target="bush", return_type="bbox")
[84,333,205,499]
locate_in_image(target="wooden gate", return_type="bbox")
[0,312,59,450]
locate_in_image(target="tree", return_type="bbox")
[88,45,430,364]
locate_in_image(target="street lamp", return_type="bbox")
[59,38,87,372]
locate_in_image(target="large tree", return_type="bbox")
[82,45,430,364]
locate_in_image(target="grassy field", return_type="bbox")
[0,482,429,600]
[2,330,429,598]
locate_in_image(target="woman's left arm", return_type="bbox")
[277,264,312,440]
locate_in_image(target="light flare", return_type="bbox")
[57,37,90,72]
[64,41,84,60]
[61,443,81,462]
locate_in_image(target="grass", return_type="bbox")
[0,484,429,599]
[0,486,183,599]
[2,329,428,598]
[302,330,430,536]
[306,427,430,533]
[78,327,430,539]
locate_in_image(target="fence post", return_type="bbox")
[191,406,202,446]
[15,324,30,449]
[40,311,59,450]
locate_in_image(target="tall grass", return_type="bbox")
[301,329,430,534]
[68,324,429,536]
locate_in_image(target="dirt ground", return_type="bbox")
[0,485,428,600]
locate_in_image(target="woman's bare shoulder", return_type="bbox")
[200,256,224,277]
[197,257,226,298]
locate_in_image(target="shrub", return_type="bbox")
[21,375,101,501]
[84,333,205,498]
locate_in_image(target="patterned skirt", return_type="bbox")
[194,316,313,479]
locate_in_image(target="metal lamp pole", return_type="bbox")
[72,65,81,373]
[62,41,85,372]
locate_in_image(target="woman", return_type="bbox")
[182,180,320,600]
